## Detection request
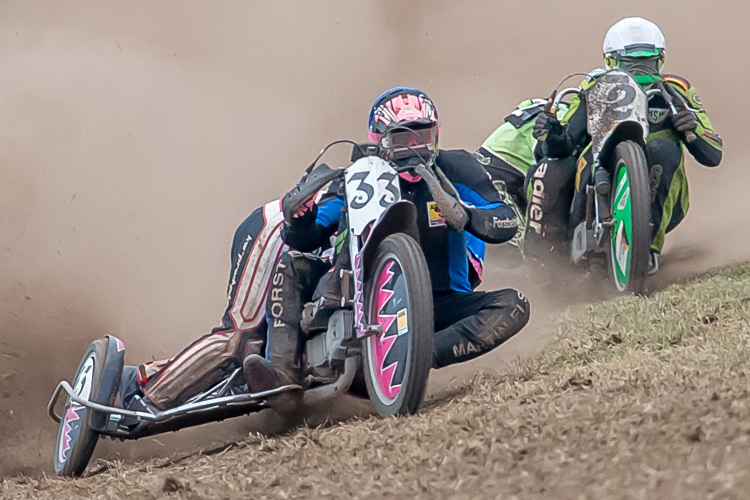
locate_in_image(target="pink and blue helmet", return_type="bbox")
[367,86,439,145]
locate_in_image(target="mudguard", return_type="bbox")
[89,335,125,431]
[598,121,647,173]
[360,200,419,280]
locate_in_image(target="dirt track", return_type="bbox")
[2,0,750,482]
[5,262,750,499]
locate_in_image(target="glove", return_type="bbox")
[414,163,468,232]
[672,108,699,133]
[532,112,564,142]
[292,198,315,219]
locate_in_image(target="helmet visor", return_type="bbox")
[381,123,438,161]
[617,55,662,84]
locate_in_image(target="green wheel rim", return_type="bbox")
[611,165,632,290]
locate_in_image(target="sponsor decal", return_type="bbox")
[575,155,588,191]
[453,341,479,358]
[269,259,287,327]
[692,93,702,105]
[492,217,518,229]
[648,108,669,124]
[397,308,408,335]
[227,234,253,301]
[615,222,629,275]
[617,186,630,211]
[427,202,446,228]
[527,162,548,234]
[615,171,630,211]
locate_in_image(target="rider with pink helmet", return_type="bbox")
[243,87,530,394]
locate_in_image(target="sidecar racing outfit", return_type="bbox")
[245,148,530,394]
[122,200,289,410]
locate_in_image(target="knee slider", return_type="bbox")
[647,138,682,169]
[492,289,530,329]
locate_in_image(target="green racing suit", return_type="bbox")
[527,71,722,255]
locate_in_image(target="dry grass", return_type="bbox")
[3,263,750,499]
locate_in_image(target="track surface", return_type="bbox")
[2,0,749,486]
[6,262,750,498]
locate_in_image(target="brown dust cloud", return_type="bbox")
[1,1,748,477]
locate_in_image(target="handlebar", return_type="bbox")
[545,75,698,144]
[650,82,698,143]
[550,87,582,114]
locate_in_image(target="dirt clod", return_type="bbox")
[161,476,186,493]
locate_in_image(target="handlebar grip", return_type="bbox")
[545,89,558,116]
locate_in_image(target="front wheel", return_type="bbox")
[362,233,434,417]
[54,339,107,477]
[606,140,651,294]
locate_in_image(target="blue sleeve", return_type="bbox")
[454,183,518,244]
[454,183,503,210]
[315,197,345,228]
[436,149,517,243]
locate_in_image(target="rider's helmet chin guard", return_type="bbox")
[368,86,439,180]
[603,17,666,85]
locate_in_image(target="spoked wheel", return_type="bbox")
[606,141,651,295]
[362,233,433,416]
[54,338,112,477]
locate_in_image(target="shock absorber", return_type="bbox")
[594,167,612,222]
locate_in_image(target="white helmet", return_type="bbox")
[603,17,666,82]
[603,17,665,55]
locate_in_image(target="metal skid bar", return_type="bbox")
[48,380,302,425]
[48,356,358,433]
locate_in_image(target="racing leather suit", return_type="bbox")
[125,200,289,410]
[265,149,530,381]
[525,72,722,258]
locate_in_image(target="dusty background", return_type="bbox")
[1,0,748,477]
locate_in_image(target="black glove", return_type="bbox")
[672,108,699,133]
[532,112,564,142]
[665,84,700,134]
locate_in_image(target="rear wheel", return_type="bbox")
[606,140,651,294]
[54,339,107,477]
[362,233,433,416]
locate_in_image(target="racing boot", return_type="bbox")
[648,250,660,276]
[243,354,302,412]
[120,365,152,413]
[120,365,142,409]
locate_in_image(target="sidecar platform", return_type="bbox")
[48,357,356,440]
